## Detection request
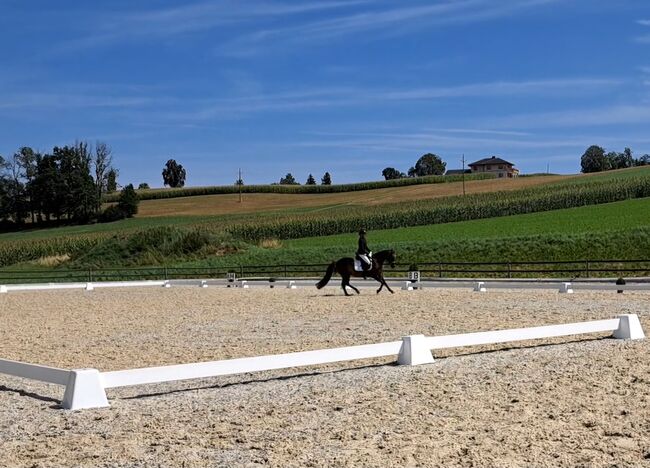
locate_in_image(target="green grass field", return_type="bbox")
[3,167,650,274]
[285,197,650,249]
[161,198,650,270]
[4,197,650,280]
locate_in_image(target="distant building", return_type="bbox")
[468,156,519,178]
[445,169,471,175]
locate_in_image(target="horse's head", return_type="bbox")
[388,249,396,268]
[378,249,396,268]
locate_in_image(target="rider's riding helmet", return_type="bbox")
[359,228,367,236]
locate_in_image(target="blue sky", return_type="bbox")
[1,1,649,186]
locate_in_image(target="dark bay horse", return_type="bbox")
[316,249,396,295]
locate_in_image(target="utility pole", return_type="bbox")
[461,154,466,196]
[238,168,242,203]
[546,162,550,174]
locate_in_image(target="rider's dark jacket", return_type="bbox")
[357,235,370,256]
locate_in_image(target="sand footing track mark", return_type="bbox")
[0,287,648,467]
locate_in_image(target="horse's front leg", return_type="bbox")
[376,275,395,294]
[380,275,394,294]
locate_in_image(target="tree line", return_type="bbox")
[382,153,446,180]
[275,172,332,185]
[581,146,649,173]
[0,142,138,231]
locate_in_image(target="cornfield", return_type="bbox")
[2,175,650,268]
[0,235,107,268]
[102,173,495,202]
[228,177,650,241]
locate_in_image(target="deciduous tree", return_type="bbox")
[162,159,186,188]
[280,173,299,185]
[382,167,402,180]
[412,153,446,176]
[118,184,139,217]
[94,142,113,212]
[106,168,118,192]
[581,145,609,173]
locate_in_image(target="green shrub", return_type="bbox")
[99,205,129,223]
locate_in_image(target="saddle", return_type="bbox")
[354,253,373,272]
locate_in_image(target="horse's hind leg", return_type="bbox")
[342,275,359,295]
[341,277,351,296]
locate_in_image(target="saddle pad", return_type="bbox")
[354,260,365,272]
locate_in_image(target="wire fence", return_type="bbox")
[1,259,650,284]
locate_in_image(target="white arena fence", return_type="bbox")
[2,278,650,294]
[0,315,644,411]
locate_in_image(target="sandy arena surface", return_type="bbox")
[0,286,649,467]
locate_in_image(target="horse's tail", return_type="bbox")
[316,262,336,289]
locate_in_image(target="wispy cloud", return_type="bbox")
[368,78,620,100]
[484,104,650,129]
[157,77,621,122]
[290,132,590,153]
[54,0,369,52]
[0,83,172,111]
[287,129,650,164]
[218,0,563,55]
[0,93,156,110]
[635,19,650,43]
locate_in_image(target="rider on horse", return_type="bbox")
[356,228,372,271]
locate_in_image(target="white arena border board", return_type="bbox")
[3,278,650,294]
[0,315,644,410]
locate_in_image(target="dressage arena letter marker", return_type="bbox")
[0,285,7,294]
[559,282,574,294]
[85,283,94,291]
[474,281,487,293]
